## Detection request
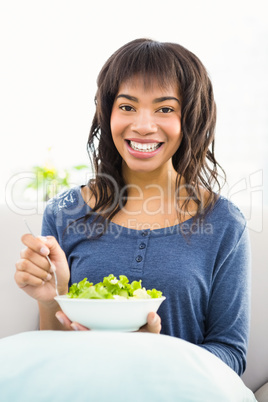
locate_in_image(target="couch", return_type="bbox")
[0,202,267,401]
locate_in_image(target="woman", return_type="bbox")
[15,38,250,376]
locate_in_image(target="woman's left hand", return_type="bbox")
[55,310,161,333]
[138,312,161,333]
[55,311,89,331]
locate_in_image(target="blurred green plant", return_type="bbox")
[26,163,88,201]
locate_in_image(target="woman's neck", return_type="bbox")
[122,163,180,200]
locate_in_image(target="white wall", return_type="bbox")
[1,0,267,220]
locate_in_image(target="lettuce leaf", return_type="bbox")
[67,275,163,299]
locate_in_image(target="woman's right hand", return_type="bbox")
[15,234,70,303]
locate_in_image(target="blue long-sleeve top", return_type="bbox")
[41,186,251,376]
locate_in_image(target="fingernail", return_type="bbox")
[151,314,158,325]
[49,263,56,272]
[46,273,52,281]
[71,323,79,331]
[40,246,49,255]
[38,236,48,242]
[56,313,64,325]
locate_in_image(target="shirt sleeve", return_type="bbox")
[41,201,59,240]
[199,225,251,376]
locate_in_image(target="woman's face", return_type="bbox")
[110,76,183,176]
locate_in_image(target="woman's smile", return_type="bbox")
[126,139,163,158]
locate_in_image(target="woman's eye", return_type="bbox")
[120,105,135,112]
[158,107,173,114]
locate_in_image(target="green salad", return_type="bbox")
[67,274,163,300]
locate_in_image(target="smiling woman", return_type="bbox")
[110,78,182,170]
[87,38,220,228]
[15,38,251,380]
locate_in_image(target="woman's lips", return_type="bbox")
[125,140,163,159]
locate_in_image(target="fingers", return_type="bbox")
[55,311,72,330]
[70,322,89,331]
[55,311,89,331]
[21,233,50,257]
[20,247,51,272]
[18,233,63,280]
[138,312,161,333]
[42,235,65,258]
[147,312,161,333]
[15,258,52,286]
[15,235,54,289]
[14,269,45,288]
[21,234,65,263]
[16,233,70,301]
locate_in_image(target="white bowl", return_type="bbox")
[54,295,166,331]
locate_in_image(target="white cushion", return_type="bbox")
[0,331,257,402]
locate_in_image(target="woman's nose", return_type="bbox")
[131,111,157,135]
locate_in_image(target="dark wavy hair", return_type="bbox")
[84,38,225,232]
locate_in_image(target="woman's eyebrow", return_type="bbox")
[116,94,138,102]
[153,96,180,104]
[116,94,180,104]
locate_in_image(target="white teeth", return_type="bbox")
[129,141,161,152]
